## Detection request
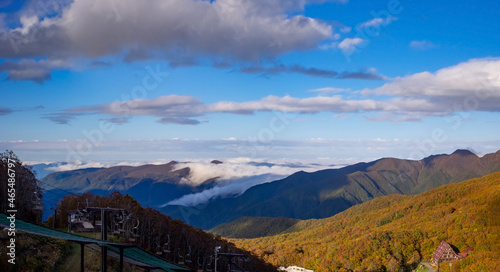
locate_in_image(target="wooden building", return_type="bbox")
[431,241,468,266]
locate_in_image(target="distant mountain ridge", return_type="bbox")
[40,161,218,207]
[163,149,500,229]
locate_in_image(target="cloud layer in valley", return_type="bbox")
[163,159,339,206]
[29,157,343,206]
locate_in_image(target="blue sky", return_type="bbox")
[0,0,499,164]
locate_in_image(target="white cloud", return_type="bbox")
[358,16,397,29]
[171,161,305,186]
[208,94,385,114]
[164,159,341,206]
[1,0,335,66]
[47,95,207,125]
[165,173,284,206]
[365,58,500,96]
[18,16,39,35]
[362,58,500,114]
[41,58,500,125]
[338,37,365,54]
[6,139,500,173]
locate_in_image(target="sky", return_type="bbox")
[1,0,499,166]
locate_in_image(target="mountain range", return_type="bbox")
[163,149,500,229]
[41,149,500,231]
[41,161,224,207]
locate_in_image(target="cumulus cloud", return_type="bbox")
[41,58,500,124]
[363,58,500,113]
[0,0,336,71]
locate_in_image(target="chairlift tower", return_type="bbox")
[214,246,221,272]
[86,207,128,272]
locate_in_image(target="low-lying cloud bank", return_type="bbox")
[171,159,328,186]
[166,173,285,206]
[164,159,340,206]
[29,158,339,206]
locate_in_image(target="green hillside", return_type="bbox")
[210,216,302,238]
[231,172,500,272]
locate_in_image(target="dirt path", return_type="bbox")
[420,262,436,272]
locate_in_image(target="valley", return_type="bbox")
[25,149,500,271]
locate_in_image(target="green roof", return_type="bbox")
[0,213,191,272]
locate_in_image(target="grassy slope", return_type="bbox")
[231,172,500,272]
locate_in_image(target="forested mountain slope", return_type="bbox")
[231,171,500,272]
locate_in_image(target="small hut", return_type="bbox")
[431,241,468,266]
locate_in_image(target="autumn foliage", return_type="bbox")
[231,172,500,272]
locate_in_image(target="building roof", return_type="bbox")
[431,241,465,264]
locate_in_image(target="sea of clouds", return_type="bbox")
[29,158,343,206]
